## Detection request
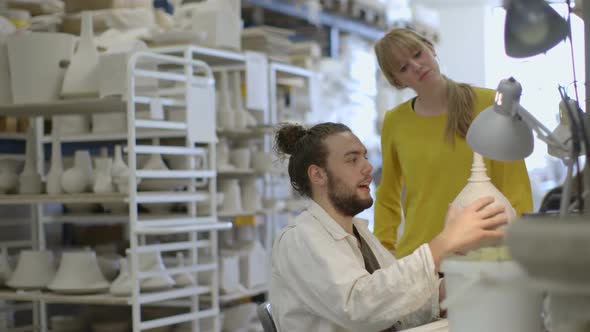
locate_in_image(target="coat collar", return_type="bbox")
[307,200,369,241]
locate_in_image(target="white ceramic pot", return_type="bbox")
[7,250,56,290]
[93,157,114,194]
[219,179,242,213]
[111,145,131,194]
[48,250,110,294]
[241,178,261,212]
[109,257,131,296]
[219,252,243,294]
[229,147,251,170]
[96,253,122,281]
[6,32,76,103]
[138,251,175,291]
[216,139,233,170]
[61,150,93,194]
[251,151,273,173]
[441,258,543,332]
[239,241,268,289]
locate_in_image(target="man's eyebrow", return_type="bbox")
[343,149,367,157]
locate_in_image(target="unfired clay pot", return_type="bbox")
[450,152,516,247]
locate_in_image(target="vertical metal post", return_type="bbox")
[583,0,590,211]
[329,27,340,58]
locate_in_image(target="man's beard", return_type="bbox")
[326,169,373,217]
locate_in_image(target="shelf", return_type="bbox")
[217,169,256,177]
[216,125,274,139]
[243,0,386,40]
[132,145,207,156]
[0,133,26,140]
[271,62,314,79]
[0,289,129,305]
[218,285,268,303]
[0,286,211,306]
[218,210,266,219]
[135,191,210,204]
[0,154,24,160]
[41,213,127,225]
[137,170,216,179]
[0,98,126,117]
[134,221,232,235]
[0,193,126,205]
[152,45,246,66]
[40,130,186,143]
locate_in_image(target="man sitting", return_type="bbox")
[269,122,507,331]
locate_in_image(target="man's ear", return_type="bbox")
[308,164,326,187]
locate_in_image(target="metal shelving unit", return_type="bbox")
[0,51,232,332]
[153,46,279,310]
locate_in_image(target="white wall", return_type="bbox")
[414,0,489,87]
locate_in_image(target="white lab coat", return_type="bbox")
[269,200,440,331]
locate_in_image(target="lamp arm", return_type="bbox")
[517,105,570,156]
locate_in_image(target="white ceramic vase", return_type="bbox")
[61,150,93,194]
[217,71,235,130]
[93,157,114,194]
[112,145,131,194]
[450,152,517,247]
[231,70,257,128]
[18,124,42,194]
[229,147,251,170]
[61,11,99,98]
[241,178,261,212]
[216,139,233,170]
[46,122,63,195]
[219,179,242,213]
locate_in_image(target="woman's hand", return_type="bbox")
[429,197,508,270]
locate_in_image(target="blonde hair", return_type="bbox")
[374,28,476,144]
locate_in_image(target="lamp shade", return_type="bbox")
[504,0,569,58]
[467,105,534,161]
[466,77,534,161]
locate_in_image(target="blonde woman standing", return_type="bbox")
[373,28,533,258]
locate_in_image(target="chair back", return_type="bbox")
[257,302,278,332]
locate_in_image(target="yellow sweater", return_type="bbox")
[375,87,533,258]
